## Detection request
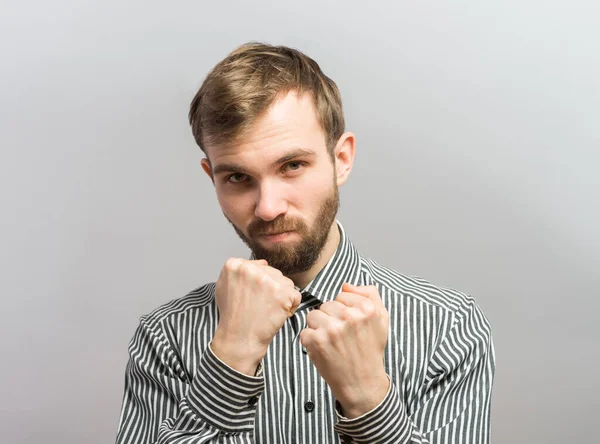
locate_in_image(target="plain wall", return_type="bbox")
[1,1,598,443]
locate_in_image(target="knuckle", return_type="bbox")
[259,272,273,286]
[271,280,283,294]
[362,301,376,317]
[224,257,241,271]
[345,310,361,327]
[340,306,354,322]
[328,321,344,339]
[313,331,328,350]
[238,260,252,274]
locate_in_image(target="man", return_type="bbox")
[116,42,495,444]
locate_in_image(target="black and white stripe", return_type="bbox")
[116,221,495,443]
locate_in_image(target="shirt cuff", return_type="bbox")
[187,343,265,433]
[334,376,410,443]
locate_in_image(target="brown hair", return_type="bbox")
[188,42,345,156]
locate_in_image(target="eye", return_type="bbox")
[283,161,305,172]
[226,173,249,184]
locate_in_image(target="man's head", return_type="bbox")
[189,42,354,275]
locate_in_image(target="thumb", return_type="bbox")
[341,283,382,303]
[251,259,268,265]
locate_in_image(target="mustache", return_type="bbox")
[247,216,303,237]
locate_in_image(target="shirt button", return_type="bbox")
[248,396,258,407]
[302,346,308,354]
[304,400,315,412]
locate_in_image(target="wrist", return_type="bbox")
[337,372,390,419]
[211,330,265,376]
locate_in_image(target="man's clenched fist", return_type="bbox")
[300,283,390,418]
[211,258,302,375]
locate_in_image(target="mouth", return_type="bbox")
[259,231,296,242]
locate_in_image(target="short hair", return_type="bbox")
[188,42,345,156]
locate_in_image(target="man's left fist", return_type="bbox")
[299,283,390,418]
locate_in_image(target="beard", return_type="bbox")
[226,183,339,276]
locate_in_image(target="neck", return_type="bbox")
[288,221,341,289]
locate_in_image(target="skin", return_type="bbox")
[201,90,389,418]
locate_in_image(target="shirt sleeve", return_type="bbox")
[115,318,265,444]
[333,299,495,443]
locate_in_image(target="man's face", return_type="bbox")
[203,91,340,275]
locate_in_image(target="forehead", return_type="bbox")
[206,91,328,168]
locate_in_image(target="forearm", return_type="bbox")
[117,322,265,443]
[334,379,492,444]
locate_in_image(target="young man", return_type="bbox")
[116,43,495,444]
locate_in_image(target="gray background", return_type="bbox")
[1,1,598,443]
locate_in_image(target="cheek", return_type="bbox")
[216,189,252,223]
[291,170,334,210]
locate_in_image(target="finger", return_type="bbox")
[288,289,302,317]
[335,291,370,308]
[291,289,302,309]
[319,300,347,319]
[306,308,331,329]
[341,283,382,304]
[299,328,316,348]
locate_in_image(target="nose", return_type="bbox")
[254,180,288,221]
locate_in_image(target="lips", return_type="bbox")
[258,231,296,242]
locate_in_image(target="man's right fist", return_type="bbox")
[210,258,302,375]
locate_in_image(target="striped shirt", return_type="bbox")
[116,221,495,443]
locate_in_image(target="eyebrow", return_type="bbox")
[212,148,317,176]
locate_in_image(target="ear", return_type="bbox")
[333,132,355,187]
[201,158,215,184]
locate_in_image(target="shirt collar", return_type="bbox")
[297,220,363,303]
